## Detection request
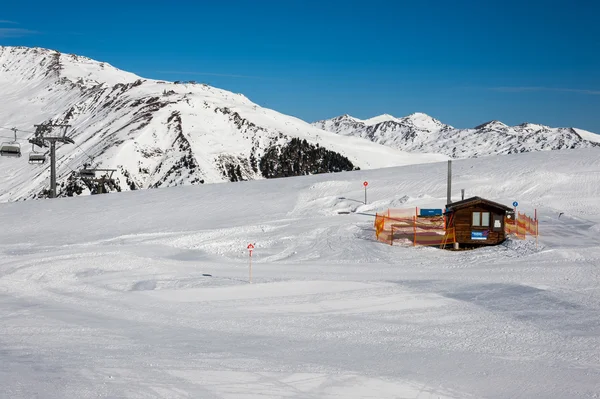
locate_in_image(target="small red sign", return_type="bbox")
[363,181,368,187]
[247,243,254,257]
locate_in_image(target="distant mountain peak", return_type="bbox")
[406,112,431,119]
[364,114,399,125]
[474,120,509,130]
[0,45,140,87]
[338,114,362,121]
[517,122,549,130]
[319,112,448,129]
[313,112,600,159]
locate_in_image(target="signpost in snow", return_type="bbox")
[513,201,518,217]
[363,181,369,204]
[247,243,255,283]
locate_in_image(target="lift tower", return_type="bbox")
[29,124,74,198]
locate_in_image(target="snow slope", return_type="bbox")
[0,46,447,202]
[313,113,600,158]
[1,147,600,398]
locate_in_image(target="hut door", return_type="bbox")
[492,214,503,231]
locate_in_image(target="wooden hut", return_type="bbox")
[445,196,513,247]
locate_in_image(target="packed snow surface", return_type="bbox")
[1,148,600,398]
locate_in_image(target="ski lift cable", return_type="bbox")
[0,126,91,156]
[5,131,98,168]
[72,141,97,165]
[54,141,96,173]
[51,147,79,178]
[57,126,98,166]
[0,126,37,134]
[0,135,29,141]
[6,124,97,164]
[2,125,98,167]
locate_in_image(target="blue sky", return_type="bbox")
[1,0,599,132]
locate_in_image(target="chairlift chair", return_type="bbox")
[79,167,95,179]
[28,143,46,164]
[0,141,21,157]
[28,152,46,164]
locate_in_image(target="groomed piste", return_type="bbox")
[1,148,599,398]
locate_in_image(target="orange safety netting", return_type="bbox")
[377,208,539,247]
[505,217,517,236]
[505,211,538,240]
[375,208,456,247]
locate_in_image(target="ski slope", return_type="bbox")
[0,46,448,201]
[1,148,600,398]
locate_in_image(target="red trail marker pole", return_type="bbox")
[247,243,255,283]
[363,181,369,204]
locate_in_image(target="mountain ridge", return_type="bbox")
[0,46,447,202]
[313,112,600,158]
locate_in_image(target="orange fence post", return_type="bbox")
[536,217,539,248]
[413,215,417,247]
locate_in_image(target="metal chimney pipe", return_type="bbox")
[447,160,452,205]
[461,189,465,200]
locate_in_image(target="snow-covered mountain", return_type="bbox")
[313,113,600,159]
[0,46,447,202]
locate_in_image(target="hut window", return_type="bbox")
[472,212,480,226]
[472,211,490,227]
[481,212,490,226]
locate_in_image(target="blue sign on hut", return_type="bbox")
[419,208,443,217]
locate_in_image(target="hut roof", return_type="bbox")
[446,196,513,212]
